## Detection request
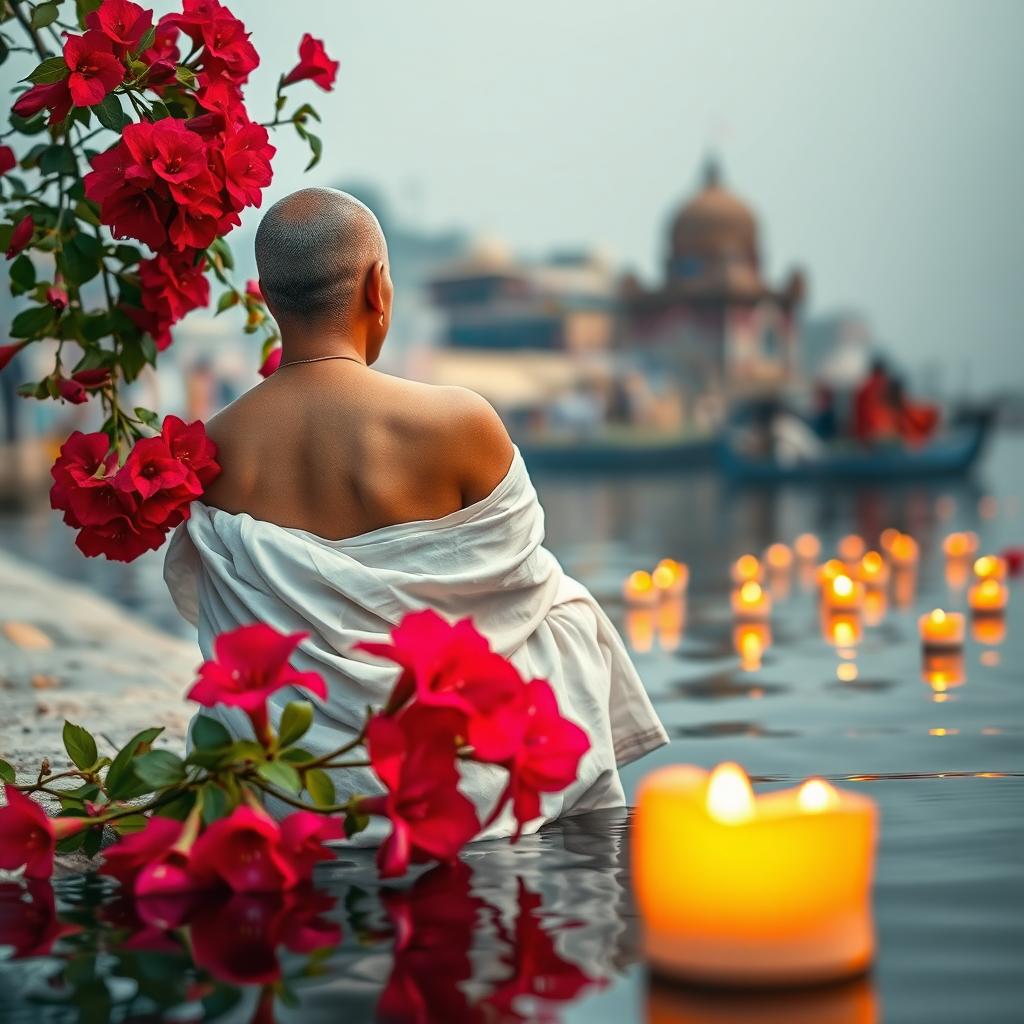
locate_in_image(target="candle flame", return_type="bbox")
[930,608,946,624]
[706,762,755,825]
[734,554,761,581]
[798,777,838,813]
[973,556,1004,580]
[739,580,763,603]
[833,574,854,598]
[627,570,652,593]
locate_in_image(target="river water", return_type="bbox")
[0,434,1022,1022]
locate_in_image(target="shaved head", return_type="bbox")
[255,188,387,321]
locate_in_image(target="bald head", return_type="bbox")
[255,188,387,321]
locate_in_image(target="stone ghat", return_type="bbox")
[0,551,197,873]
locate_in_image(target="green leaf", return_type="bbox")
[63,722,98,771]
[208,236,234,271]
[119,335,148,382]
[303,130,323,172]
[10,109,48,136]
[154,790,196,820]
[257,759,302,794]
[82,827,103,858]
[113,243,143,265]
[74,199,102,227]
[9,254,36,294]
[59,231,103,286]
[31,3,60,29]
[305,768,335,809]
[104,726,163,799]
[0,758,15,784]
[175,65,196,88]
[291,103,321,124]
[344,807,370,839]
[94,93,127,133]
[279,746,313,763]
[26,55,69,84]
[134,406,160,429]
[39,144,78,175]
[215,289,239,315]
[110,814,148,834]
[133,25,157,56]
[191,714,231,750]
[10,305,54,338]
[133,749,186,789]
[278,701,313,748]
[201,784,229,824]
[76,0,103,28]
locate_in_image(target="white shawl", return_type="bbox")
[163,448,667,841]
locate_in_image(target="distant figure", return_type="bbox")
[852,357,893,443]
[164,188,666,842]
[887,377,939,447]
[810,383,838,441]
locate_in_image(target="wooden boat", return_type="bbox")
[720,409,993,484]
[516,429,717,473]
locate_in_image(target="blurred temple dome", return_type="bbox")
[667,156,760,280]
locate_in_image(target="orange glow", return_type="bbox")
[888,533,919,567]
[863,589,888,627]
[624,570,658,607]
[943,531,979,560]
[978,495,998,519]
[928,728,959,737]
[921,651,965,693]
[973,555,1007,581]
[972,615,1006,646]
[653,558,689,597]
[817,558,847,585]
[858,551,888,586]
[799,778,839,813]
[838,534,866,564]
[823,572,865,611]
[823,610,862,649]
[706,762,756,825]
[765,543,793,571]
[980,649,1001,666]
[969,578,1008,613]
[731,554,763,584]
[919,608,965,650]
[734,623,770,671]
[837,662,859,682]
[935,495,956,520]
[634,764,878,987]
[892,565,917,608]
[879,527,901,552]
[657,597,686,651]
[945,559,970,591]
[794,533,821,561]
[732,580,772,621]
[626,609,655,653]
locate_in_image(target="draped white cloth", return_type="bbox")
[163,447,667,842]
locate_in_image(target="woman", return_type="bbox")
[164,188,667,842]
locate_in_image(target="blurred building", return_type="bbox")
[620,157,806,423]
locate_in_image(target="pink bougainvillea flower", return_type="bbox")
[360,706,480,878]
[486,679,590,840]
[0,341,29,373]
[12,80,73,125]
[0,146,15,175]
[86,0,154,52]
[46,282,69,311]
[6,214,33,259]
[63,31,125,107]
[0,787,88,880]
[190,806,297,893]
[258,345,282,378]
[0,881,80,959]
[282,33,339,91]
[279,811,344,877]
[187,624,326,742]
[245,278,263,301]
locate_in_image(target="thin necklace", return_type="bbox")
[277,354,367,369]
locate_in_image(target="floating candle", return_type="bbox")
[764,543,793,572]
[857,551,889,589]
[634,762,877,987]
[731,580,772,621]
[817,558,847,586]
[968,578,1008,614]
[794,533,821,562]
[837,534,866,564]
[919,609,965,650]
[653,558,689,597]
[887,533,919,567]
[624,570,658,607]
[731,554,763,584]
[943,531,979,561]
[973,555,1007,581]
[823,572,865,611]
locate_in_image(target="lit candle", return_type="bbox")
[973,555,1007,581]
[857,551,889,589]
[943,531,979,561]
[733,623,771,672]
[624,570,658,608]
[731,554,763,585]
[837,534,866,564]
[823,573,865,611]
[968,578,1008,614]
[634,763,877,987]
[922,651,965,699]
[879,527,901,553]
[918,609,965,651]
[731,580,772,621]
[887,533,919,568]
[794,533,821,562]
[764,543,793,573]
[653,558,689,598]
[817,558,847,587]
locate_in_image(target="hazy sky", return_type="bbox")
[77,3,1024,390]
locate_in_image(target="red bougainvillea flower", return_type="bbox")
[6,214,33,259]
[162,414,220,487]
[46,281,69,311]
[55,368,111,405]
[63,31,125,107]
[486,679,590,840]
[245,278,263,301]
[50,431,116,523]
[0,882,80,959]
[187,624,327,743]
[190,806,298,893]
[99,815,186,890]
[76,515,169,562]
[86,0,154,53]
[12,80,73,125]
[484,878,603,1016]
[279,811,344,876]
[0,787,88,880]
[258,345,282,378]
[114,435,194,500]
[222,122,276,211]
[360,705,480,879]
[282,33,339,91]
[0,341,29,373]
[0,146,15,175]
[138,251,210,336]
